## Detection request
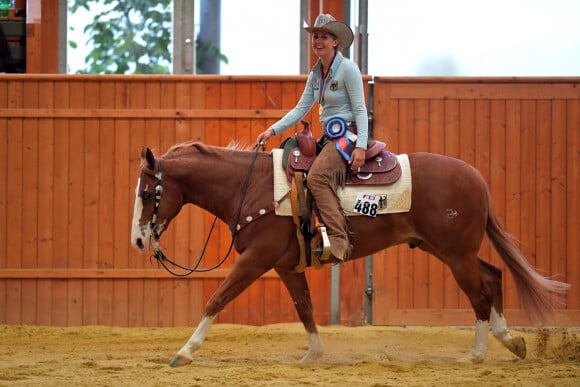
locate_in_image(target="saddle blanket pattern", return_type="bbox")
[272,149,412,216]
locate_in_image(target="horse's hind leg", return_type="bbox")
[446,255,497,363]
[276,269,323,362]
[451,257,526,362]
[475,261,525,361]
[478,259,527,360]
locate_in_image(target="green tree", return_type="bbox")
[69,0,227,74]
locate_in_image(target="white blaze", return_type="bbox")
[130,177,148,249]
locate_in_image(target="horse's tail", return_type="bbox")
[484,187,570,324]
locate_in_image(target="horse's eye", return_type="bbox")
[143,192,153,200]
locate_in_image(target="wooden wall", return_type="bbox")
[0,75,578,327]
[370,77,580,326]
[0,74,338,327]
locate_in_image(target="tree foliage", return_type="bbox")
[69,0,227,74]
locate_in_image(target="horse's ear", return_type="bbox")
[141,147,156,170]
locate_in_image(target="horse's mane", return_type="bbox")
[162,140,255,159]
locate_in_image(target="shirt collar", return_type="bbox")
[313,52,344,75]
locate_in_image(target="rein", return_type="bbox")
[149,144,264,276]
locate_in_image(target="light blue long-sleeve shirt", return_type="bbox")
[270,53,369,149]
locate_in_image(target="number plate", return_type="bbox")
[354,193,382,217]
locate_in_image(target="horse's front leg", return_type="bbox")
[276,269,323,363]
[169,315,214,367]
[169,253,271,367]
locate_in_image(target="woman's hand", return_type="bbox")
[349,147,365,171]
[257,127,275,145]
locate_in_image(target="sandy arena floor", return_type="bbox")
[0,323,578,386]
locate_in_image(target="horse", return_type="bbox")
[130,141,569,366]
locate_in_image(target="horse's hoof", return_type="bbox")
[507,336,526,359]
[299,350,323,363]
[459,350,485,364]
[169,354,192,367]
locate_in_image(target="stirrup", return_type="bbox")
[315,226,332,261]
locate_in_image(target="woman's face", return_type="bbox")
[311,30,338,58]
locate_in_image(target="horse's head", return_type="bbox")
[130,147,183,252]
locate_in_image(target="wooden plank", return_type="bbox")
[549,100,568,306]
[474,100,491,263]
[5,280,21,324]
[50,279,66,326]
[191,279,210,327]
[504,100,521,309]
[20,80,40,324]
[0,113,5,269]
[112,81,132,276]
[339,259,367,326]
[143,278,160,326]
[534,101,552,285]
[0,108,290,119]
[112,280,129,327]
[0,268,276,278]
[67,79,86,326]
[374,308,580,327]
[5,84,23,324]
[99,82,117,326]
[489,100,507,289]
[172,279,190,326]
[519,101,537,273]
[386,82,580,100]
[82,81,101,326]
[0,89,5,322]
[98,279,114,325]
[67,278,83,326]
[566,99,580,308]
[128,279,144,326]
[52,83,70,270]
[158,279,174,327]
[36,81,55,326]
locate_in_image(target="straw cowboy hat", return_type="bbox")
[304,14,354,50]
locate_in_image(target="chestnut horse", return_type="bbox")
[130,141,568,366]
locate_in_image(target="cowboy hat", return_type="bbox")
[304,14,354,50]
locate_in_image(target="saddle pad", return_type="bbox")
[272,149,412,216]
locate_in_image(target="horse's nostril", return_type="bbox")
[136,238,144,249]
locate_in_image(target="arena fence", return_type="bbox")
[0,75,578,327]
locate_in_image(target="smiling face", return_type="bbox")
[311,30,338,60]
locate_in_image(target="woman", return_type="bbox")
[256,14,369,261]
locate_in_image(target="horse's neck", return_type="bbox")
[166,150,271,225]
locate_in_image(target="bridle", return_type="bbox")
[145,144,263,276]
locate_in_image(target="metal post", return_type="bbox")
[356,0,368,74]
[330,264,340,325]
[365,255,373,324]
[299,0,310,74]
[173,0,195,74]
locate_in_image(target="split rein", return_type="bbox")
[149,143,265,277]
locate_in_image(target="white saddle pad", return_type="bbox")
[272,149,412,216]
